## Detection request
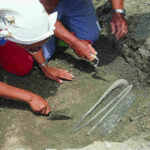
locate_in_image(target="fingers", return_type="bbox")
[40,103,51,115]
[88,44,97,55]
[115,21,122,40]
[86,51,97,62]
[41,108,46,114]
[59,70,74,80]
[91,54,97,59]
[36,104,46,115]
[44,67,75,83]
[86,52,95,61]
[29,95,51,115]
[111,13,128,40]
[53,77,63,83]
[117,23,128,39]
[45,104,51,115]
[39,102,51,115]
[110,22,116,34]
[52,69,74,83]
[85,44,97,61]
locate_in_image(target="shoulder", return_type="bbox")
[39,0,47,4]
[39,0,52,12]
[39,0,61,5]
[39,0,60,13]
[39,0,50,6]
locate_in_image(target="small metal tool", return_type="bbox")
[91,54,110,74]
[47,112,72,120]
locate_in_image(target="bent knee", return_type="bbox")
[87,21,101,42]
[76,21,101,43]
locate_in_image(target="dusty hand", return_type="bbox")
[28,94,51,115]
[41,65,74,83]
[110,12,128,40]
[72,40,97,61]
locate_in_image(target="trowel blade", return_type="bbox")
[47,112,72,120]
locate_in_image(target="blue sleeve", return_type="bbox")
[0,37,8,45]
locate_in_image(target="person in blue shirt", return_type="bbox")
[0,0,128,115]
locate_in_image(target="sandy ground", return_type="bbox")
[0,0,150,150]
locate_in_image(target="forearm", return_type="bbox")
[0,82,33,102]
[110,0,124,9]
[30,48,46,65]
[54,20,79,47]
[30,48,50,73]
[26,21,79,67]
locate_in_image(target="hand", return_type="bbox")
[28,94,51,115]
[110,12,128,40]
[72,40,97,61]
[41,65,74,83]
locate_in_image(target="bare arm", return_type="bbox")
[39,0,60,13]
[110,0,123,9]
[0,81,51,114]
[39,0,97,61]
[0,81,32,102]
[109,0,128,39]
[54,20,79,48]
[54,20,97,61]
[39,0,80,48]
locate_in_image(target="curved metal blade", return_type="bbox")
[47,112,72,120]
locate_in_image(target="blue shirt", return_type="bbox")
[0,37,7,45]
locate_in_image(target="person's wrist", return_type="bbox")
[26,46,42,54]
[28,93,42,106]
[25,92,35,103]
[40,63,48,70]
[71,38,80,49]
[40,63,49,76]
[114,9,126,16]
[39,60,48,67]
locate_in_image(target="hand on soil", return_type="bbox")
[41,65,75,83]
[72,40,97,61]
[110,12,128,40]
[28,95,51,114]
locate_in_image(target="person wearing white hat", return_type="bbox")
[0,0,75,80]
[0,0,96,115]
[30,0,127,82]
[0,0,128,115]
[0,0,70,115]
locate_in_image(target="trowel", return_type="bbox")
[91,54,110,82]
[47,112,72,120]
[91,54,110,75]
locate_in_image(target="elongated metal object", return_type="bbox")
[48,112,72,120]
[86,85,133,135]
[72,83,130,132]
[91,55,110,74]
[71,79,131,133]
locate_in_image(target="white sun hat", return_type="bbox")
[0,0,58,44]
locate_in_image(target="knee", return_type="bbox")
[88,21,101,43]
[76,21,101,43]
